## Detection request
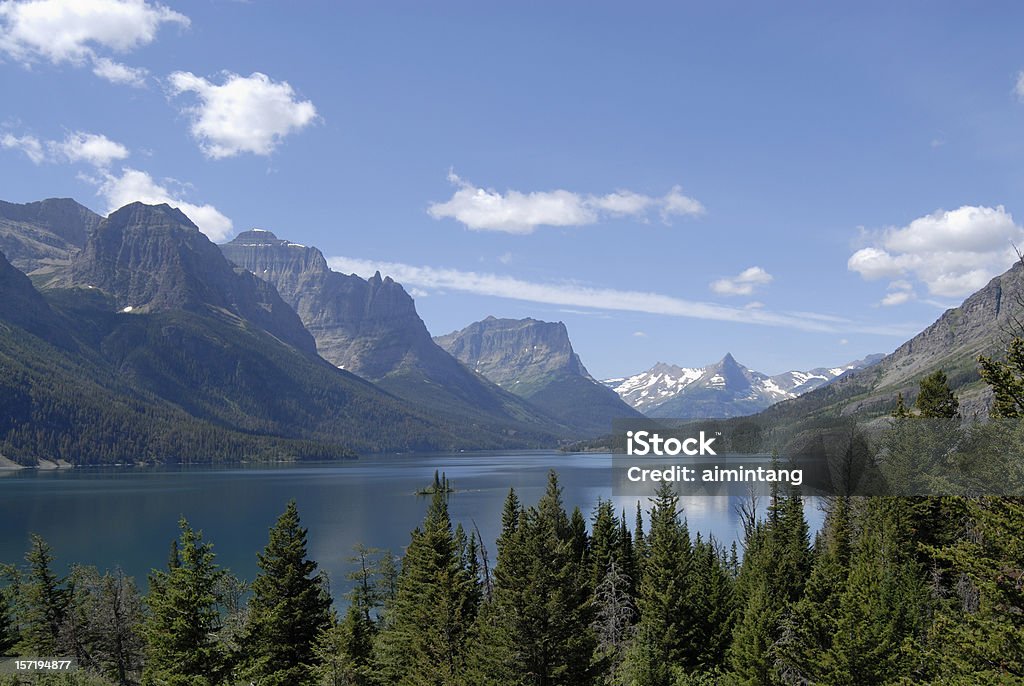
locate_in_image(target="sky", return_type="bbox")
[4,2,1024,379]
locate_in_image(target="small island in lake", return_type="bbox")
[416,470,455,495]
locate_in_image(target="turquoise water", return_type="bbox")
[0,451,821,599]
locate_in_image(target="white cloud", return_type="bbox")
[879,280,916,307]
[710,266,774,296]
[0,0,187,83]
[327,256,912,337]
[880,291,914,307]
[168,71,318,158]
[632,331,648,337]
[408,287,429,299]
[2,130,128,167]
[91,56,147,86]
[427,172,704,234]
[88,167,233,241]
[0,133,44,163]
[662,185,706,220]
[53,131,128,166]
[848,205,1024,297]
[1016,71,1024,100]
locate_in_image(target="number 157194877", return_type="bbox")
[0,658,77,673]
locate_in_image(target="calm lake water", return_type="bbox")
[0,451,822,600]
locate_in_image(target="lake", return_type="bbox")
[0,451,822,601]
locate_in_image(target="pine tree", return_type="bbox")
[915,370,959,418]
[822,498,928,684]
[142,518,228,686]
[728,489,811,685]
[979,336,1024,417]
[0,564,18,656]
[892,392,911,418]
[242,501,332,686]
[17,534,67,656]
[476,470,597,686]
[624,482,693,685]
[373,490,479,685]
[779,496,852,682]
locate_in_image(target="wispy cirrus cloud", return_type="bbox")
[327,256,913,337]
[0,0,188,86]
[427,171,705,234]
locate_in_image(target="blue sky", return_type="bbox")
[4,2,1024,378]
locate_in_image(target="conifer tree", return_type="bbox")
[624,482,693,685]
[373,490,479,685]
[17,534,67,656]
[823,498,928,684]
[779,496,852,682]
[477,471,597,686]
[142,519,228,686]
[728,489,811,685]
[915,370,959,418]
[242,501,332,686]
[0,564,19,656]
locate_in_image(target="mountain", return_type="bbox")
[434,317,642,435]
[2,201,548,465]
[604,353,883,419]
[0,197,100,274]
[755,261,1024,425]
[220,230,568,440]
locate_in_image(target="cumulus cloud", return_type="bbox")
[168,71,318,158]
[0,133,45,163]
[1,130,128,167]
[89,167,233,241]
[710,266,774,296]
[848,205,1024,298]
[327,256,912,337]
[0,0,187,84]
[427,172,704,234]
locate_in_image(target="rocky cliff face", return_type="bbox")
[60,204,315,354]
[221,229,435,377]
[435,317,642,434]
[0,197,101,273]
[435,317,590,392]
[220,232,573,438]
[759,261,1024,422]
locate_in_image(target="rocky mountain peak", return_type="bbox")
[61,202,315,353]
[0,197,102,274]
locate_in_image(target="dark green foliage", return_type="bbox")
[142,520,228,686]
[373,490,480,684]
[0,565,18,656]
[728,489,811,685]
[472,471,597,686]
[242,501,332,686]
[915,370,959,418]
[979,336,1024,418]
[625,483,693,686]
[17,535,67,656]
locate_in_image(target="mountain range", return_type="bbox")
[434,317,643,435]
[1,195,1020,465]
[603,353,883,419]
